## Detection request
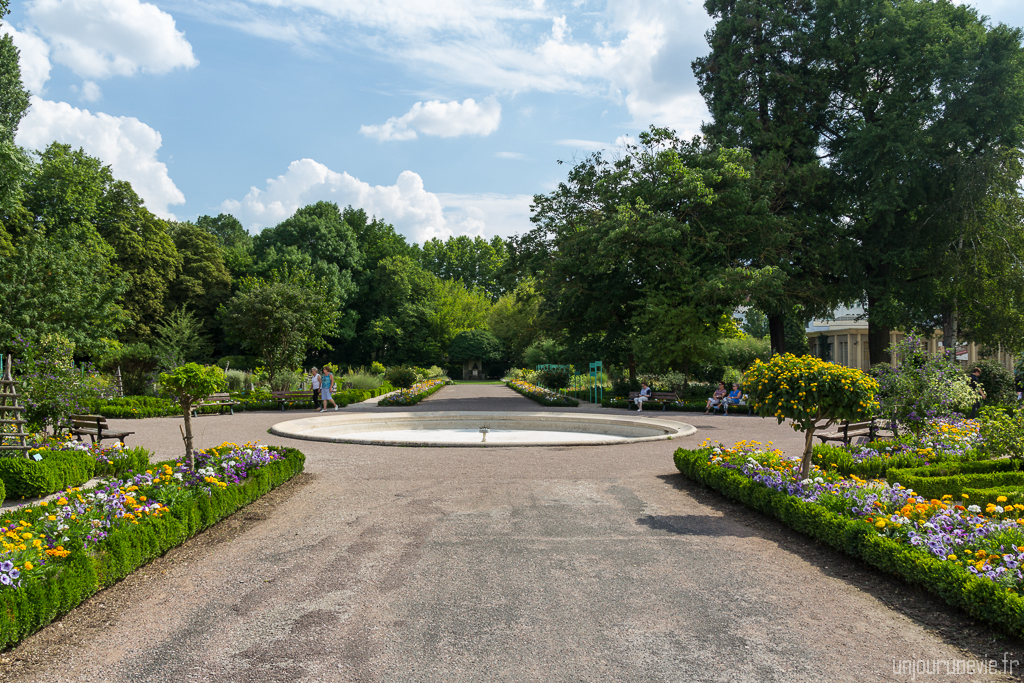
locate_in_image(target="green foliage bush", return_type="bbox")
[0,446,305,649]
[535,367,571,390]
[673,446,1024,640]
[0,477,5,505]
[0,450,96,499]
[974,359,1017,406]
[385,365,419,389]
[977,406,1024,460]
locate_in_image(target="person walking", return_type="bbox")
[310,367,321,410]
[320,366,339,412]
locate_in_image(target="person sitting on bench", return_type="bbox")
[705,382,727,414]
[724,384,742,414]
[634,382,652,412]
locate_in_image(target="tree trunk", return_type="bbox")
[627,353,637,385]
[182,402,194,468]
[768,313,786,355]
[801,426,816,480]
[866,296,891,365]
[942,300,958,354]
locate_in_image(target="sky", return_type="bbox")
[3,0,1023,245]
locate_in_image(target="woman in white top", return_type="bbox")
[310,367,321,410]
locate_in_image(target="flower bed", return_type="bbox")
[0,442,304,648]
[378,379,450,407]
[602,397,711,412]
[507,380,579,407]
[674,440,1024,638]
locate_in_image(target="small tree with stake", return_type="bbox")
[745,354,879,480]
[159,363,225,468]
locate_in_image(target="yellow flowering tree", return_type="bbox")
[745,354,879,479]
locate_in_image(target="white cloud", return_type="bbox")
[434,192,533,239]
[27,0,198,80]
[495,151,526,159]
[71,80,102,102]
[220,158,531,242]
[175,0,712,132]
[360,97,501,141]
[556,136,637,153]
[17,96,186,218]
[0,24,51,93]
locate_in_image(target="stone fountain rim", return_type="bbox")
[269,410,696,447]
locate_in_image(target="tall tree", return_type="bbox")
[693,0,837,354]
[818,0,1024,362]
[219,269,341,389]
[95,180,181,340]
[529,128,782,381]
[419,234,509,299]
[166,220,233,339]
[197,213,253,277]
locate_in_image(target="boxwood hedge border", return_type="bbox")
[674,446,1024,640]
[0,445,305,650]
[506,381,580,407]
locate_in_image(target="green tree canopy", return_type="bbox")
[96,180,181,340]
[219,269,341,389]
[447,329,503,364]
[529,128,783,380]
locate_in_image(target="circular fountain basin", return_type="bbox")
[270,411,695,447]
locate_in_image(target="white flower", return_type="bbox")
[814,477,824,484]
[968,505,981,513]
[995,506,1005,514]
[801,478,813,485]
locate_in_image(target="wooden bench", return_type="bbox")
[627,391,678,411]
[271,390,318,411]
[712,396,752,415]
[68,414,134,445]
[191,392,240,416]
[816,418,896,446]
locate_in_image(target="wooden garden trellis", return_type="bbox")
[0,354,29,458]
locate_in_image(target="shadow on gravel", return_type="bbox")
[656,471,1024,669]
[635,514,760,538]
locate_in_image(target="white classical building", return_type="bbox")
[805,305,1016,371]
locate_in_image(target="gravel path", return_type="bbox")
[2,383,1022,682]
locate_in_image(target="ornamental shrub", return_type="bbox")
[371,361,386,376]
[159,363,226,466]
[745,354,879,479]
[535,367,571,390]
[384,365,418,389]
[870,336,978,427]
[978,407,1024,461]
[973,359,1016,406]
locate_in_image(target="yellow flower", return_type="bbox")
[948,554,957,561]
[23,561,33,570]
[875,520,886,529]
[997,496,1008,503]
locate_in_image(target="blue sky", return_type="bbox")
[3,0,1023,244]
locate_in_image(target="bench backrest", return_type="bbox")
[271,391,310,398]
[68,414,107,430]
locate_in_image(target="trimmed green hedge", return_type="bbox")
[0,477,5,506]
[674,446,1024,640]
[0,451,96,500]
[87,396,180,419]
[93,446,151,479]
[0,446,305,649]
[888,460,1022,500]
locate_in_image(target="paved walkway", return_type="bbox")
[2,384,1020,682]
